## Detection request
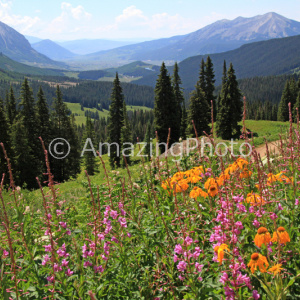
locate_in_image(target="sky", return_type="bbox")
[1,0,300,41]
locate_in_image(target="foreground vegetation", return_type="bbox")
[1,115,300,299]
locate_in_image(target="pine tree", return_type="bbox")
[120,101,132,167]
[278,80,293,122]
[52,85,81,181]
[144,122,152,161]
[187,84,210,137]
[0,98,13,186]
[7,86,17,125]
[154,62,180,153]
[180,102,188,140]
[205,56,216,121]
[108,73,124,168]
[172,62,184,129]
[82,116,98,175]
[216,62,242,140]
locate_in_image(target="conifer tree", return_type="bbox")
[205,56,216,121]
[7,86,17,125]
[293,91,300,122]
[0,98,13,186]
[172,62,184,126]
[180,102,188,140]
[144,122,152,161]
[52,85,81,181]
[154,62,180,153]
[108,73,124,168]
[121,101,132,167]
[82,116,98,175]
[278,81,293,122]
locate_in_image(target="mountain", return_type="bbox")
[57,39,137,55]
[0,52,65,76]
[0,21,66,68]
[134,34,300,89]
[32,39,77,60]
[25,35,43,44]
[74,12,300,65]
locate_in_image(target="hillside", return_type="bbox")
[135,34,300,89]
[0,21,66,68]
[32,39,77,61]
[67,12,300,66]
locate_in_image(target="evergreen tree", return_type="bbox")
[144,122,152,161]
[52,85,81,182]
[216,62,242,139]
[180,102,188,140]
[120,101,132,167]
[154,62,180,153]
[278,80,293,122]
[108,73,124,168]
[0,98,13,186]
[172,62,184,126]
[199,59,206,92]
[293,91,300,122]
[205,56,216,121]
[7,86,17,125]
[82,116,98,175]
[187,84,210,137]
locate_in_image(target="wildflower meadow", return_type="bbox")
[1,110,300,300]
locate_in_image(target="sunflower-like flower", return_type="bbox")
[236,157,249,169]
[161,178,173,190]
[217,173,230,186]
[247,253,269,273]
[240,168,252,179]
[204,178,217,190]
[214,244,230,265]
[174,179,189,193]
[208,184,218,197]
[189,187,208,199]
[271,227,290,245]
[188,175,202,184]
[267,173,277,186]
[245,193,266,206]
[254,227,271,248]
[275,172,292,184]
[268,264,283,275]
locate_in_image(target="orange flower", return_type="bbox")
[245,193,266,206]
[236,157,249,169]
[188,175,202,184]
[239,168,252,179]
[268,264,283,275]
[247,253,269,273]
[204,178,217,190]
[174,179,189,193]
[172,172,185,181]
[161,178,173,190]
[208,184,218,197]
[217,173,230,186]
[271,227,290,245]
[254,227,271,248]
[267,173,277,185]
[275,172,292,184]
[214,244,230,265]
[189,187,208,199]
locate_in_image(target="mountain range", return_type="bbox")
[66,12,300,67]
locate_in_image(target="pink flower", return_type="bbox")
[94,265,104,273]
[295,199,299,206]
[270,213,278,220]
[118,217,127,228]
[177,261,187,272]
[88,251,95,257]
[127,233,131,238]
[174,244,183,254]
[111,237,119,243]
[61,259,69,267]
[219,272,228,285]
[44,244,52,252]
[185,236,193,246]
[65,269,74,276]
[59,222,67,229]
[178,275,185,281]
[42,254,50,265]
[102,254,108,261]
[54,263,62,272]
[110,210,118,219]
[47,275,55,282]
[56,210,63,216]
[66,230,71,235]
[173,254,178,262]
[3,250,9,258]
[120,209,126,216]
[195,262,203,272]
[84,261,93,267]
[252,219,260,228]
[47,213,52,220]
[98,233,105,240]
[278,203,283,211]
[45,229,50,236]
[253,290,260,300]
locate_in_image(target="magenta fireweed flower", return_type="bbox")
[44,244,52,252]
[59,222,67,229]
[173,254,178,262]
[65,269,73,276]
[178,275,185,281]
[101,254,108,261]
[177,261,187,272]
[45,229,50,236]
[94,265,104,273]
[278,203,283,211]
[61,259,69,267]
[252,290,260,300]
[127,232,131,238]
[110,210,118,219]
[47,213,52,220]
[42,254,50,265]
[224,286,235,300]
[252,219,260,228]
[88,251,95,257]
[118,217,127,228]
[195,262,203,272]
[66,230,71,235]
[220,272,228,284]
[174,244,183,254]
[270,213,278,220]
[118,202,123,209]
[237,203,247,213]
[185,236,193,246]
[54,263,62,272]
[56,210,63,216]
[120,209,126,216]
[295,199,299,205]
[111,236,119,243]
[3,250,9,257]
[47,275,55,282]
[98,233,105,240]
[83,261,93,267]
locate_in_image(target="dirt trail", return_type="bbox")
[254,140,281,158]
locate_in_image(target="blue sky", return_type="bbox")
[1,0,300,41]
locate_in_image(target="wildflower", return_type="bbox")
[127,232,131,238]
[110,210,118,219]
[204,178,217,190]
[178,274,185,281]
[267,173,277,185]
[189,187,208,199]
[3,250,9,258]
[174,244,183,254]
[295,199,299,206]
[42,254,50,265]
[111,236,119,243]
[174,179,189,193]
[247,253,269,273]
[185,236,193,246]
[276,172,292,184]
[214,244,230,265]
[61,259,69,267]
[245,193,266,206]
[278,203,283,211]
[235,157,249,169]
[268,264,283,275]
[254,227,271,248]
[208,184,218,197]
[270,213,278,220]
[252,290,260,300]
[54,263,62,272]
[195,262,203,272]
[65,269,74,276]
[173,254,178,262]
[252,219,260,228]
[84,261,93,267]
[44,244,52,252]
[59,222,67,229]
[47,213,52,220]
[271,227,290,245]
[47,275,55,282]
[94,265,104,273]
[188,175,202,184]
[56,210,63,216]
[239,168,252,179]
[177,261,187,272]
[118,217,127,227]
